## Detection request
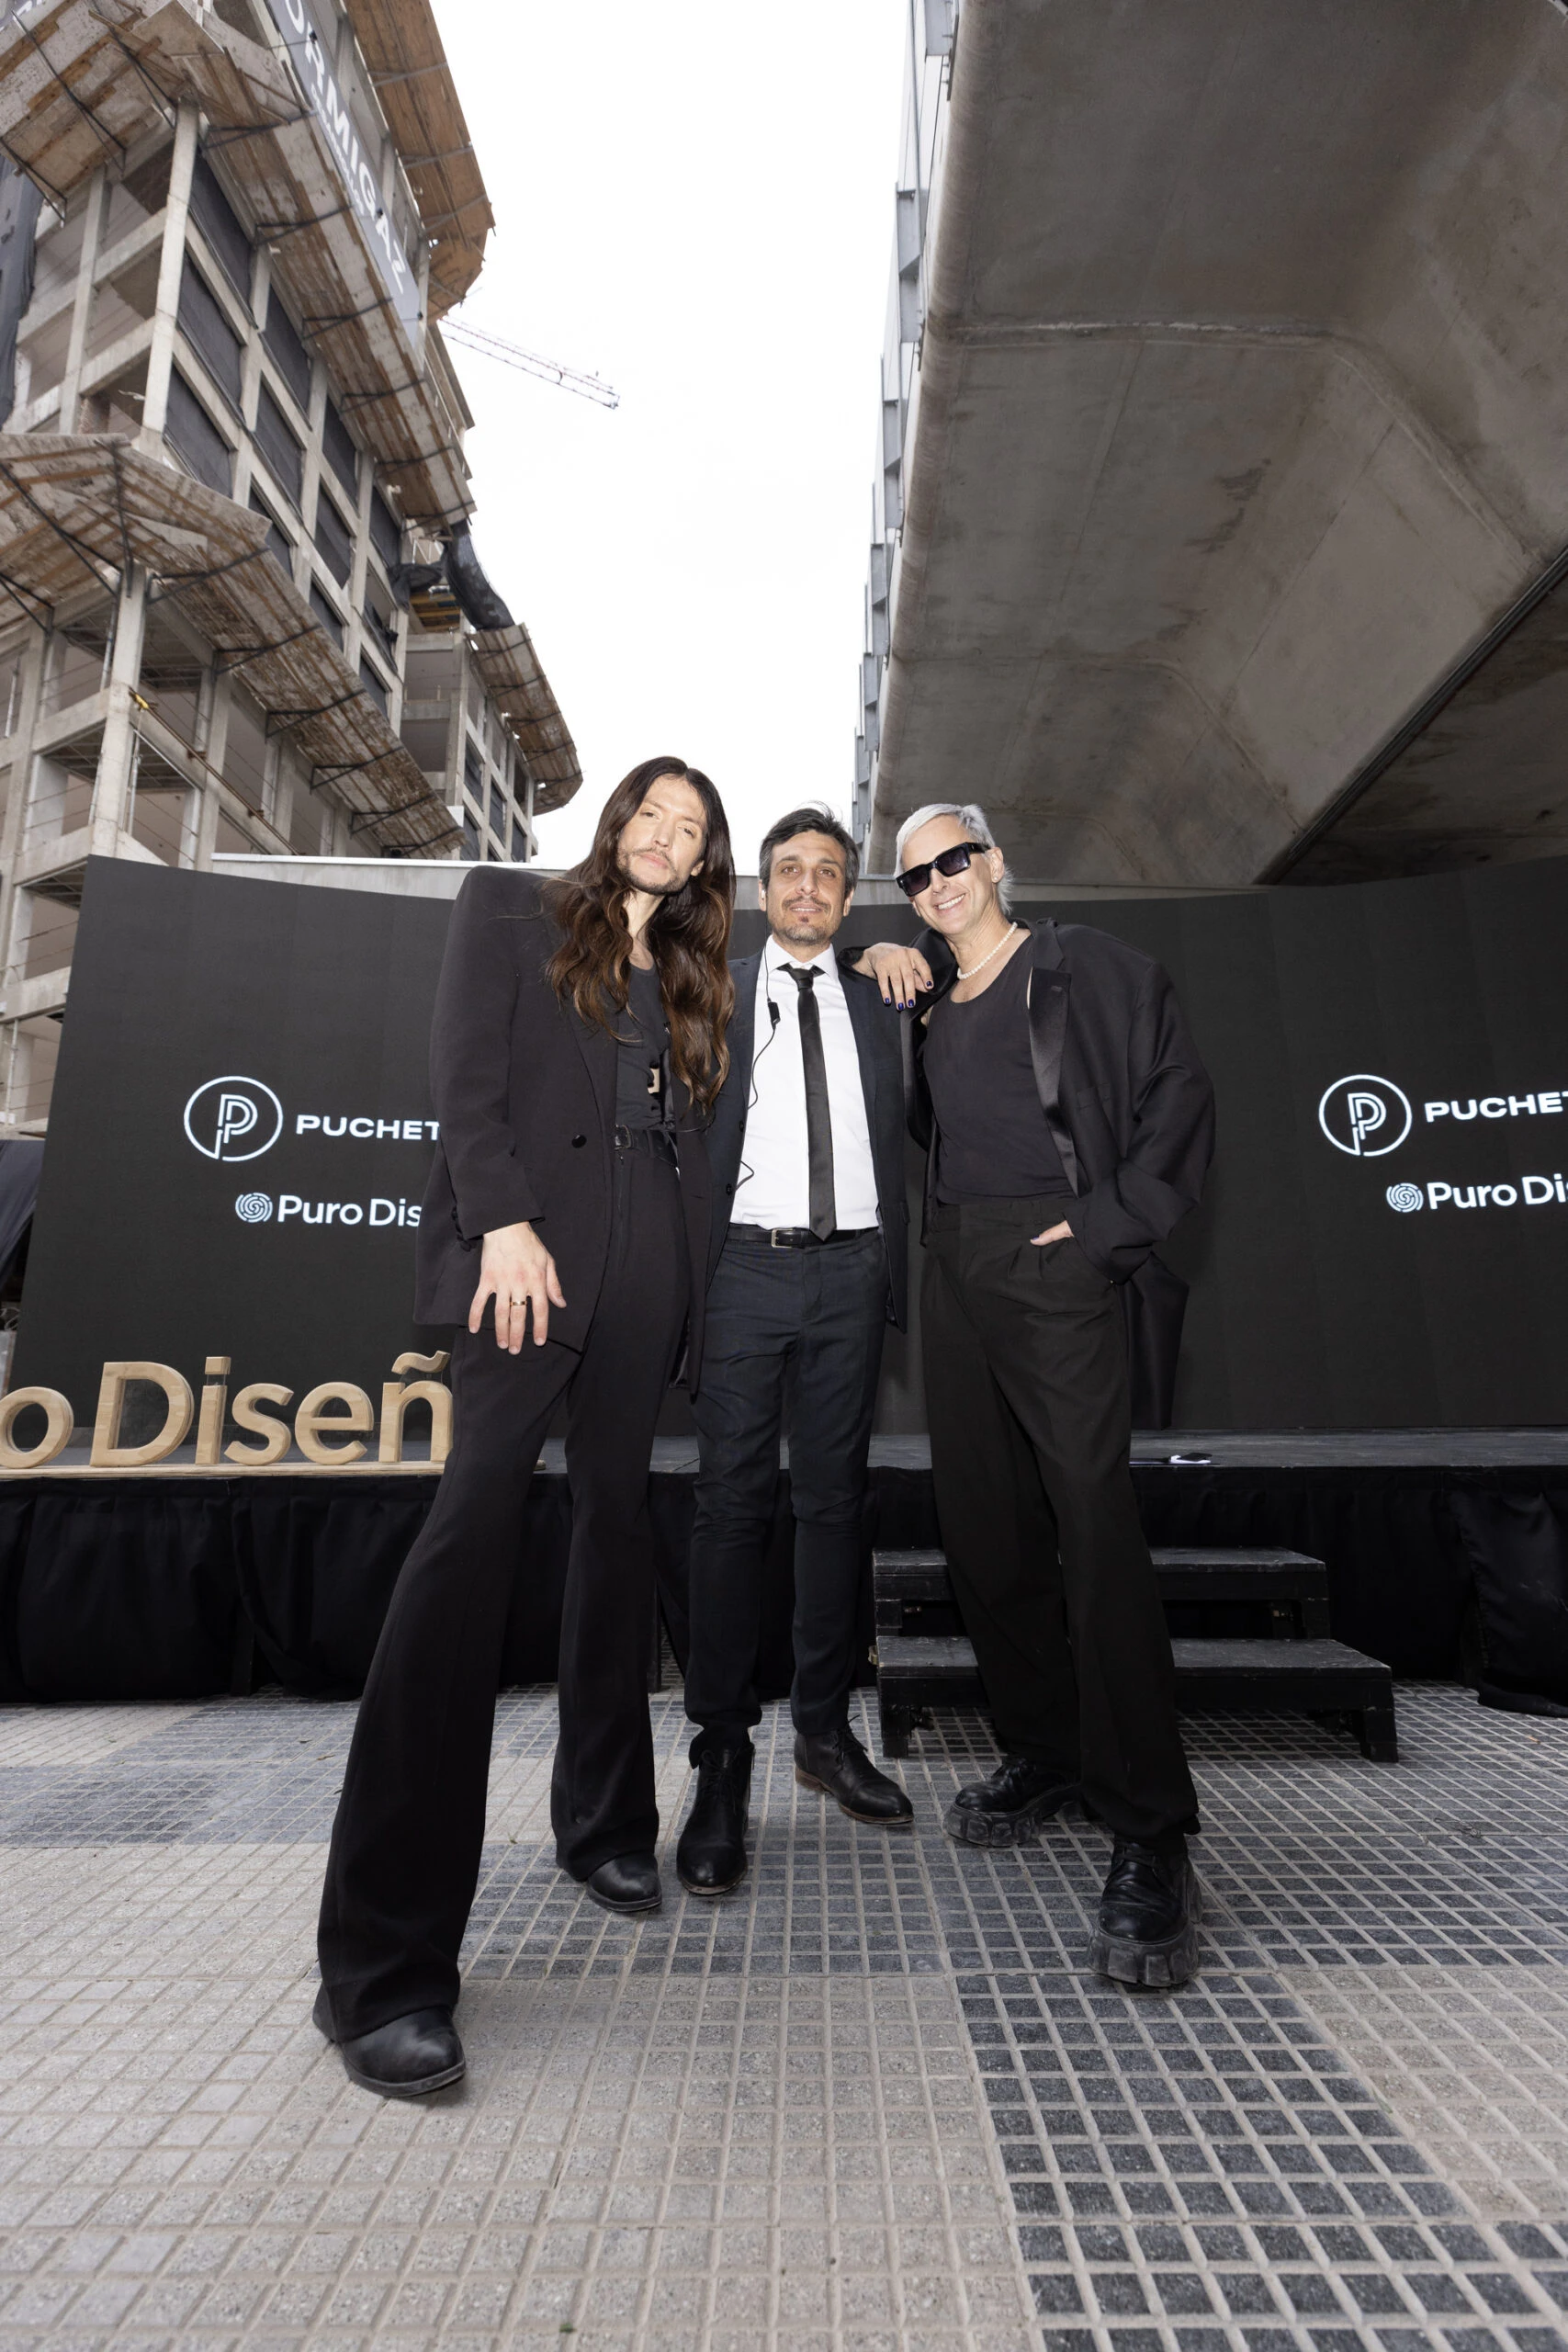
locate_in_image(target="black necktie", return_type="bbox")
[785,965,836,1238]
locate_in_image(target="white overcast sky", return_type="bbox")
[428,1,908,876]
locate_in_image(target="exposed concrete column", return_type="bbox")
[57,167,107,433]
[269,743,299,846]
[192,758,224,868]
[89,563,148,854]
[0,628,48,905]
[229,241,266,515]
[347,444,373,684]
[138,100,199,447]
[0,628,51,1069]
[413,236,430,372]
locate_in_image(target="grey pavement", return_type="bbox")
[2,1682,1568,2351]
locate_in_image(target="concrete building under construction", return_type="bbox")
[0,0,580,1133]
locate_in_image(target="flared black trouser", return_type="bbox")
[922,1197,1198,1845]
[317,1147,687,2041]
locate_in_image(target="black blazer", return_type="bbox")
[907,918,1214,1283]
[703,944,910,1329]
[414,869,713,1385]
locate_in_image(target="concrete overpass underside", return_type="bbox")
[871,0,1568,887]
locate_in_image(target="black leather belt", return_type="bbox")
[615,1124,678,1165]
[730,1224,877,1249]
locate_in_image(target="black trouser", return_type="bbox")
[684,1227,886,1744]
[922,1196,1197,1845]
[317,1145,688,2040]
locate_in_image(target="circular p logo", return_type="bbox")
[184,1076,283,1163]
[1318,1073,1412,1159]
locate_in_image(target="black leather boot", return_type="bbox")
[676,1737,753,1895]
[943,1754,1080,1847]
[1089,1835,1201,1987]
[312,1983,465,2098]
[794,1724,912,1825]
[584,1851,661,1914]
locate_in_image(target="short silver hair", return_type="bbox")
[894,801,1013,914]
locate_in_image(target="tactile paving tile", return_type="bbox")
[914,1688,1568,2350]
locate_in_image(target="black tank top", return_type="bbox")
[614,962,671,1129]
[923,941,1071,1203]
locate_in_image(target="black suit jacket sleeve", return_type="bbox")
[1069,958,1214,1278]
[430,872,543,1239]
[905,920,1213,1281]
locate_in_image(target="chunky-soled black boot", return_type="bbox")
[676,1738,753,1895]
[313,1984,466,2098]
[1089,1835,1201,1987]
[794,1724,913,1825]
[943,1754,1080,1847]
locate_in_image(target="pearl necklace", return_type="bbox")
[956,922,1021,983]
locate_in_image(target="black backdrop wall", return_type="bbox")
[15,853,1568,1430]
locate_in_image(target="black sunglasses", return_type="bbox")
[894,840,991,899]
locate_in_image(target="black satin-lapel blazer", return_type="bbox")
[412,869,713,1384]
[904,916,1213,1282]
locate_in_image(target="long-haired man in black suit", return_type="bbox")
[315,756,734,2098]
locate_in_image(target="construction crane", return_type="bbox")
[443,318,620,409]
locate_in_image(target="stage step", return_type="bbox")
[874,1544,1332,1641]
[871,1546,1396,1764]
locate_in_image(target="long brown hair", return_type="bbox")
[546,756,735,1109]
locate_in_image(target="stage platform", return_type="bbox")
[0,1429,1563,1708]
[8,1427,1568,1476]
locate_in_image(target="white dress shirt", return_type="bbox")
[733,939,880,1231]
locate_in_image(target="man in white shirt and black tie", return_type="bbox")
[676,807,912,1895]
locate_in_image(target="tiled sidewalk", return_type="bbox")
[2,1685,1568,2352]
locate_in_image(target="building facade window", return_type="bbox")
[308,582,343,648]
[368,488,401,571]
[164,370,231,494]
[254,380,303,509]
[313,492,354,587]
[248,490,293,574]
[321,397,358,500]
[177,259,243,411]
[261,287,311,413]
[189,153,252,301]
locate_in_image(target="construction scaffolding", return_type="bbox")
[0,0,582,1134]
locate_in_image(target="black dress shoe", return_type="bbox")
[943,1754,1080,1847]
[794,1724,912,1825]
[1089,1835,1201,1988]
[584,1851,662,1914]
[676,1738,752,1895]
[312,1984,465,2098]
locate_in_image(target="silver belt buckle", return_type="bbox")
[769,1228,789,1250]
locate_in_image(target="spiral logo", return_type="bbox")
[234,1191,273,1224]
[1385,1183,1423,1215]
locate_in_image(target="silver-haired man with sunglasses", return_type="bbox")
[858,803,1215,1985]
